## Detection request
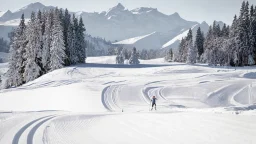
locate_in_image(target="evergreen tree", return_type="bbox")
[186,29,196,64]
[72,15,80,64]
[23,12,42,82]
[195,27,204,61]
[122,48,129,60]
[129,47,140,65]
[249,5,256,65]
[4,14,27,88]
[140,49,149,60]
[165,49,173,62]
[0,38,9,52]
[50,8,66,71]
[77,17,86,63]
[42,10,53,72]
[178,38,186,62]
[237,1,250,66]
[222,24,230,38]
[228,15,239,66]
[63,9,72,65]
[36,10,44,74]
[116,49,124,64]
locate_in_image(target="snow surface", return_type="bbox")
[113,32,156,45]
[0,56,256,144]
[162,24,198,48]
[0,11,7,17]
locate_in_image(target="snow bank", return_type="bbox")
[243,72,256,79]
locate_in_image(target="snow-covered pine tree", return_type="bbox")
[129,47,140,65]
[237,1,250,66]
[72,15,80,64]
[116,51,124,64]
[49,8,66,71]
[222,24,230,38]
[177,38,186,62]
[249,5,256,65]
[23,12,41,82]
[228,15,240,66]
[4,14,27,88]
[122,48,129,60]
[77,17,86,63]
[0,38,9,53]
[42,10,53,72]
[63,9,72,65]
[36,10,44,74]
[186,29,197,64]
[165,49,173,62]
[195,27,204,61]
[68,15,77,64]
[23,12,42,83]
[203,26,214,63]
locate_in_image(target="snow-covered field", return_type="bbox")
[0,56,256,144]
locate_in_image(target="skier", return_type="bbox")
[151,96,157,111]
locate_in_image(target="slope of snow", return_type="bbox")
[15,2,47,12]
[0,11,7,17]
[162,24,198,48]
[1,56,255,111]
[162,22,209,49]
[1,57,256,143]
[113,32,156,45]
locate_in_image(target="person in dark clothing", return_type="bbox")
[151,96,157,111]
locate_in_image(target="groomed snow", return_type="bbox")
[0,56,256,144]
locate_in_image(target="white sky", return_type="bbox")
[0,0,256,24]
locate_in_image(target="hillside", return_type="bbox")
[0,56,256,144]
[1,56,256,111]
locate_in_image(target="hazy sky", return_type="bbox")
[0,0,256,24]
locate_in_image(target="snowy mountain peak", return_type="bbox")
[109,3,125,11]
[106,3,126,16]
[170,12,181,18]
[0,10,12,18]
[116,3,125,10]
[201,21,207,25]
[17,2,46,12]
[200,21,209,27]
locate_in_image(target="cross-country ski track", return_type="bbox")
[0,56,256,144]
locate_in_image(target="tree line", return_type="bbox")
[3,8,86,88]
[0,38,9,53]
[169,1,256,66]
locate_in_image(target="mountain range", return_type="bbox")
[0,2,225,51]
